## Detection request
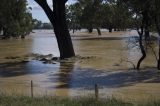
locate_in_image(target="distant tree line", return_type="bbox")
[66,0,134,35]
[66,0,159,35]
[0,0,32,39]
[32,19,53,29]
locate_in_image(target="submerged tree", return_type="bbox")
[122,0,153,70]
[34,0,75,59]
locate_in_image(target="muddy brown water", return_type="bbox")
[0,30,160,102]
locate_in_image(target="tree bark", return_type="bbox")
[35,0,75,59]
[96,28,101,36]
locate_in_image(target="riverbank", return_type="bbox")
[0,95,160,106]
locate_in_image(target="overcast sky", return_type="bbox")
[27,0,76,22]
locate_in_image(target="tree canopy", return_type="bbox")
[0,0,32,39]
[66,0,133,33]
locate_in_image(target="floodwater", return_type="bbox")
[0,29,160,102]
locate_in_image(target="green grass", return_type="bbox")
[0,95,160,106]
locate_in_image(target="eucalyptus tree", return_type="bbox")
[0,0,32,39]
[66,3,82,33]
[77,0,103,35]
[101,3,115,32]
[120,0,154,70]
[101,0,132,32]
[34,0,75,59]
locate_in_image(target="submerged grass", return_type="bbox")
[0,94,160,106]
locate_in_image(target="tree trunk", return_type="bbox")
[108,27,112,33]
[158,42,160,69]
[136,27,146,70]
[96,28,101,36]
[143,11,150,41]
[88,27,93,33]
[2,28,10,39]
[35,0,75,59]
[156,28,160,69]
[155,15,160,69]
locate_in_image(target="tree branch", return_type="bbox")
[34,0,48,7]
[34,0,56,27]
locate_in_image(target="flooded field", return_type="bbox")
[0,30,160,102]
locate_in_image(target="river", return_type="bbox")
[0,29,160,102]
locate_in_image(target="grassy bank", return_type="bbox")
[0,95,160,106]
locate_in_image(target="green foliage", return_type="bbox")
[79,0,103,30]
[66,3,81,30]
[122,0,160,31]
[0,0,32,39]
[66,0,160,33]
[66,0,134,32]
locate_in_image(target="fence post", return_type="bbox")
[95,84,98,100]
[31,80,33,98]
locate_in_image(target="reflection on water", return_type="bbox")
[55,62,75,88]
[0,30,160,102]
[31,31,59,56]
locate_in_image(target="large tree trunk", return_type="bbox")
[53,1,75,59]
[35,0,75,59]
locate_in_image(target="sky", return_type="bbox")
[27,0,76,22]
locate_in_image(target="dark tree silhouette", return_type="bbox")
[136,26,146,70]
[34,0,75,59]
